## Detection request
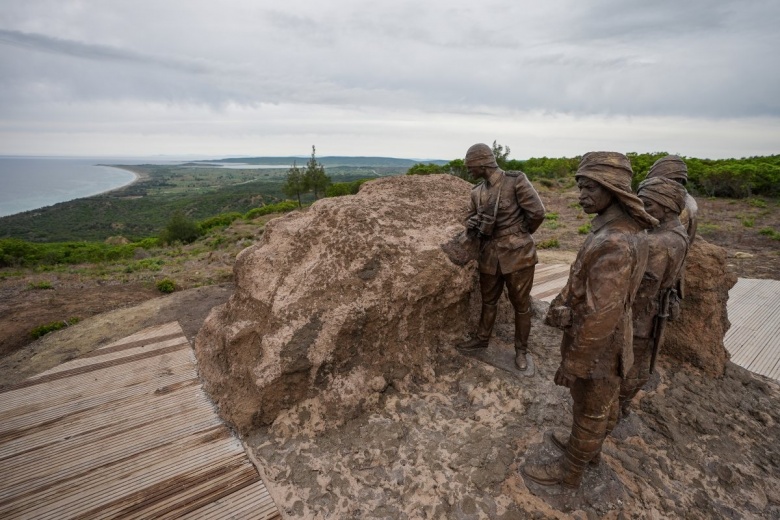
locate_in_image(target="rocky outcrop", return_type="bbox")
[194,174,487,434]
[662,238,737,377]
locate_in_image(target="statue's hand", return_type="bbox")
[545,305,572,329]
[466,215,480,230]
[554,366,576,388]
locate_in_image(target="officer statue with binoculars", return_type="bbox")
[458,143,546,370]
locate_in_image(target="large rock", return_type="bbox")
[662,237,737,377]
[194,174,485,434]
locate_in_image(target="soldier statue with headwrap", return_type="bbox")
[646,155,697,242]
[619,177,689,417]
[458,143,546,371]
[522,151,656,490]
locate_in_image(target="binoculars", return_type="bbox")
[468,213,496,238]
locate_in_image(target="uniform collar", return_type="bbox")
[591,203,624,232]
[484,168,504,187]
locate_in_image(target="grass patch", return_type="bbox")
[741,217,755,228]
[537,238,560,249]
[30,317,80,339]
[698,223,720,235]
[749,198,768,208]
[27,281,53,290]
[245,200,300,220]
[759,227,780,240]
[577,223,592,235]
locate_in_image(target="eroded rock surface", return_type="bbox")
[195,174,485,434]
[663,237,737,377]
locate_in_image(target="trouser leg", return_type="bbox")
[564,377,621,488]
[619,336,653,416]
[476,303,498,342]
[505,266,535,369]
[458,273,503,350]
[477,271,505,341]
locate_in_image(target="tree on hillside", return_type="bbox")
[160,211,201,244]
[492,140,511,169]
[304,145,331,199]
[283,161,306,208]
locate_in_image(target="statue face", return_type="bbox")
[467,164,488,179]
[640,196,666,221]
[577,178,613,214]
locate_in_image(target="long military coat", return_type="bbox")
[553,204,649,379]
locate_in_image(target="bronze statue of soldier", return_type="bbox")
[646,155,697,243]
[646,155,696,302]
[619,177,689,417]
[458,143,546,370]
[522,151,656,490]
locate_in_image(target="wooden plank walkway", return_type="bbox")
[0,321,280,520]
[530,263,570,303]
[724,278,780,382]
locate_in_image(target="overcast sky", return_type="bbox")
[1,0,778,160]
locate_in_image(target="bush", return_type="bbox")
[30,317,80,339]
[537,238,560,249]
[326,179,371,197]
[160,211,201,245]
[244,200,299,220]
[406,163,446,175]
[199,212,243,232]
[0,238,139,267]
[577,223,592,235]
[156,278,176,293]
[759,227,780,240]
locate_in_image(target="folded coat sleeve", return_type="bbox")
[562,238,632,376]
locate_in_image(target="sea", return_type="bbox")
[0,156,186,218]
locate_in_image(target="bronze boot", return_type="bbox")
[458,303,497,351]
[521,456,581,490]
[514,309,532,370]
[549,430,601,465]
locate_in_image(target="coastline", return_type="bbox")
[97,165,150,196]
[0,160,151,219]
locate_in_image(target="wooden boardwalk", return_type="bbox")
[0,321,280,520]
[724,278,780,381]
[530,263,570,302]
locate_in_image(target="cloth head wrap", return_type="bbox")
[575,151,658,229]
[637,177,687,214]
[465,143,498,168]
[647,155,688,184]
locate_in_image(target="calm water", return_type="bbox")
[0,157,161,218]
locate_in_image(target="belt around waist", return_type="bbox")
[491,223,527,238]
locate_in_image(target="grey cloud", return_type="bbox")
[0,29,211,74]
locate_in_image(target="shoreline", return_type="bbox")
[96,165,150,196]
[0,162,151,219]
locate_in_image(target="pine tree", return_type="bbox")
[283,161,306,208]
[303,145,331,199]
